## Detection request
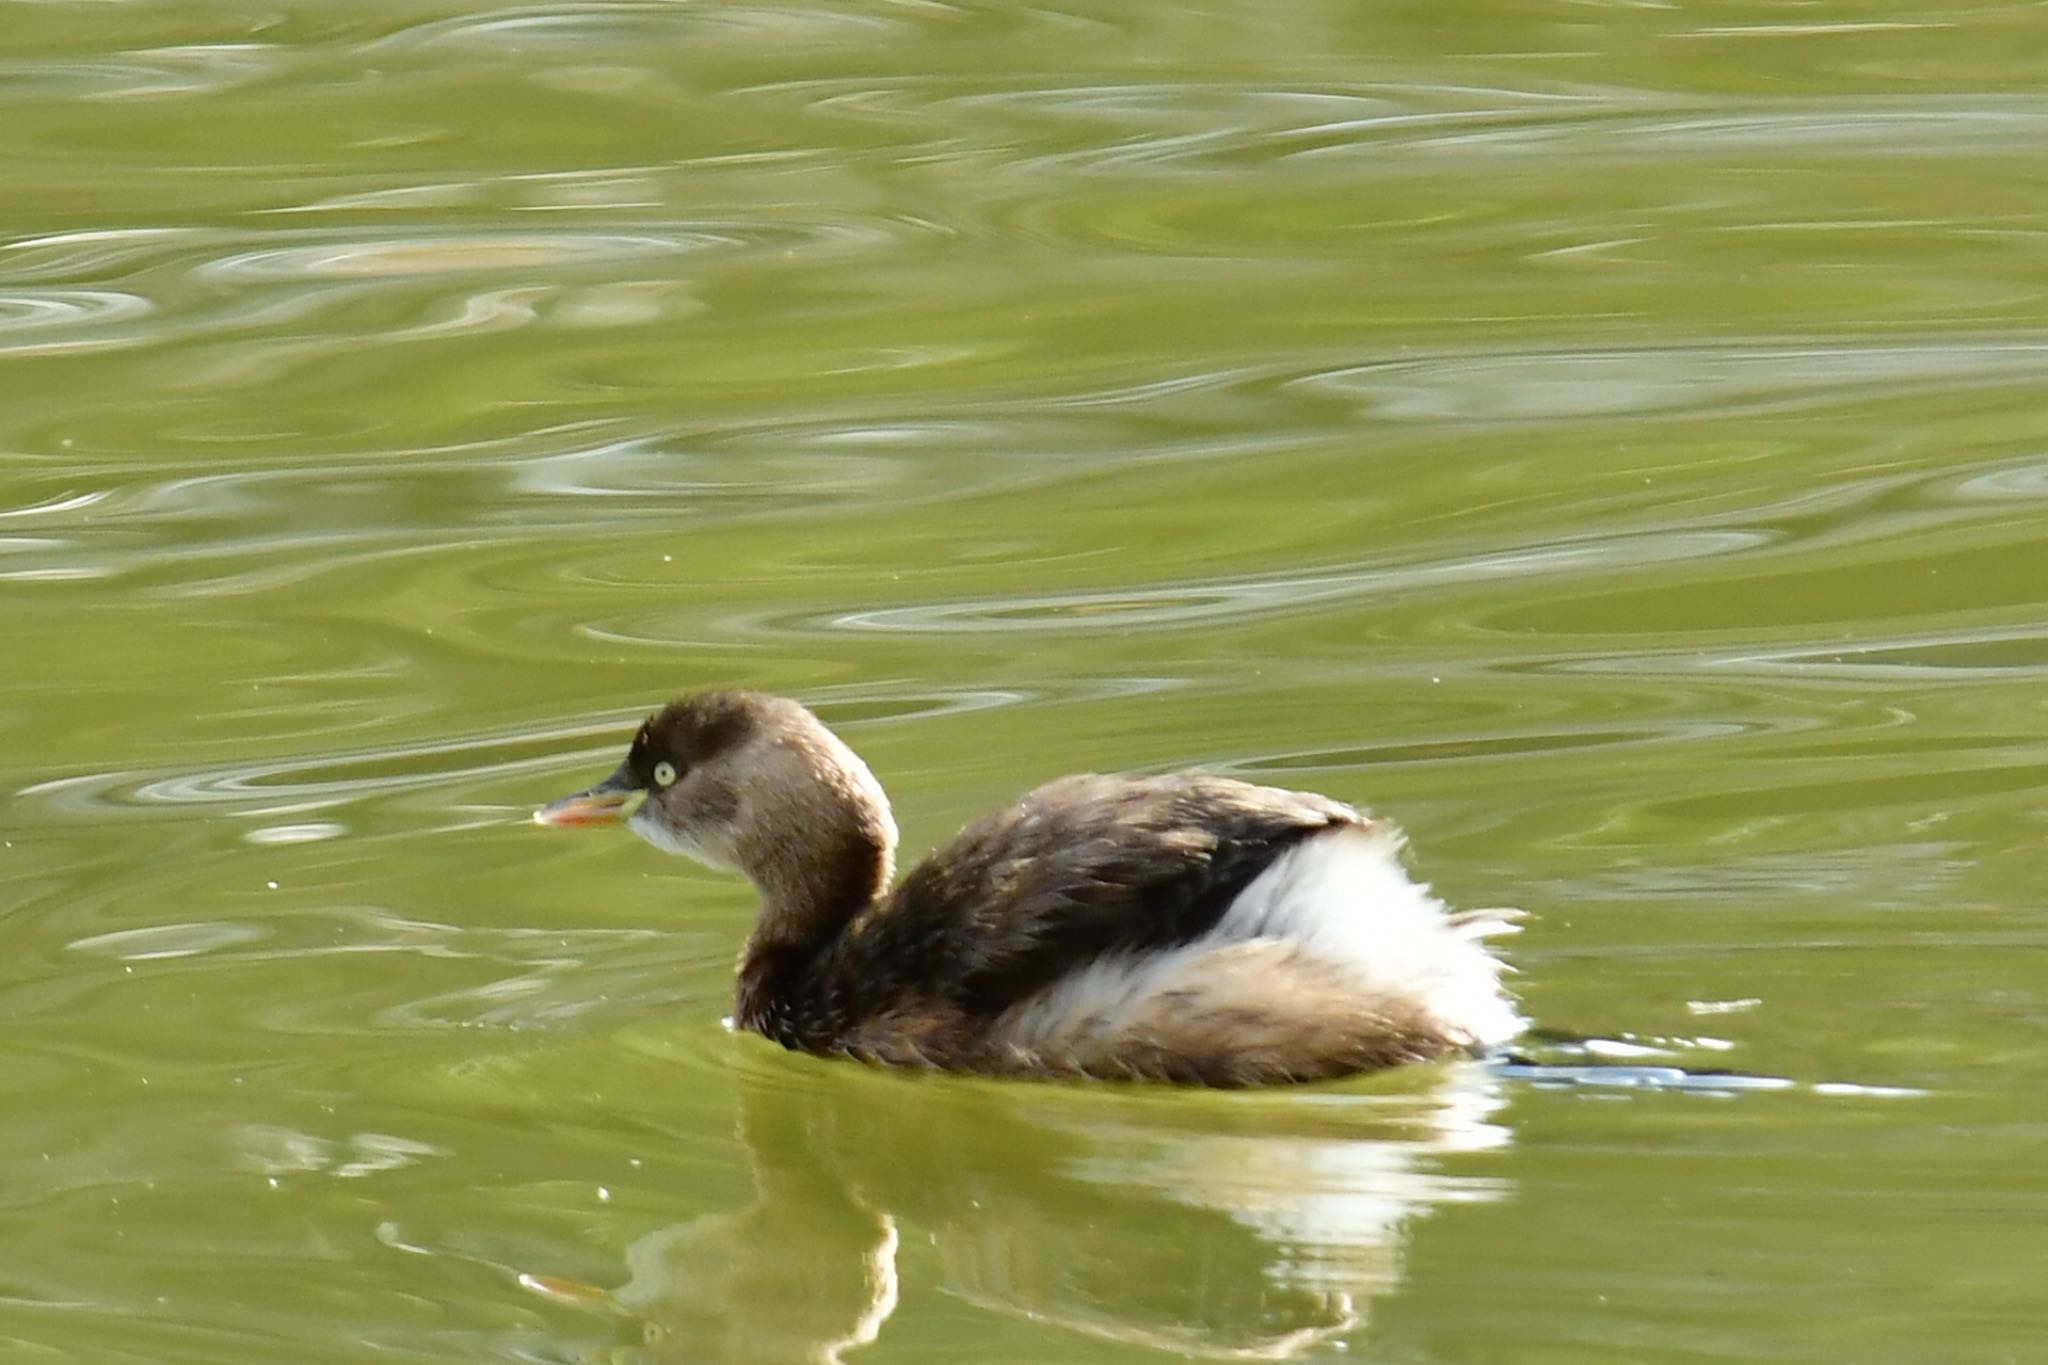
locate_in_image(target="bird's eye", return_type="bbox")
[652,761,678,787]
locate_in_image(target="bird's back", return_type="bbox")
[771,774,1520,1084]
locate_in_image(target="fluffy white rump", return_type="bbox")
[990,824,1523,1066]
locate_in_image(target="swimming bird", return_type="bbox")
[535,690,1521,1086]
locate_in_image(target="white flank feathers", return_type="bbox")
[991,824,1523,1062]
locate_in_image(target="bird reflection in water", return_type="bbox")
[520,1058,1510,1362]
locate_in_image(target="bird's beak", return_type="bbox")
[533,764,641,828]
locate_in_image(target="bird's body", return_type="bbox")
[537,691,1521,1087]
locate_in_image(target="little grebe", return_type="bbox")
[535,690,1521,1086]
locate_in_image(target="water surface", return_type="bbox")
[5,1,2048,1360]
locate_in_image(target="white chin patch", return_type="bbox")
[627,805,736,872]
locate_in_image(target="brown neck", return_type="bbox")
[733,823,891,1041]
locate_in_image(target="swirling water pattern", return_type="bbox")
[4,1,2048,1360]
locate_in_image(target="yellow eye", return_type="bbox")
[652,761,678,787]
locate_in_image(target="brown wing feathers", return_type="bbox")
[853,775,1361,1019]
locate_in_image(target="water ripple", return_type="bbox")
[0,228,195,282]
[0,44,279,101]
[0,289,152,332]
[18,720,615,817]
[0,214,930,385]
[1299,337,2048,423]
[1515,621,2048,684]
[370,1,921,54]
[1718,626,2048,680]
[732,77,2048,193]
[1943,452,2048,502]
[814,530,1767,636]
[195,231,707,283]
[0,289,157,357]
[1214,720,1767,778]
[68,920,270,962]
[0,489,108,520]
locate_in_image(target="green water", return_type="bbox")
[6,1,2048,1360]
